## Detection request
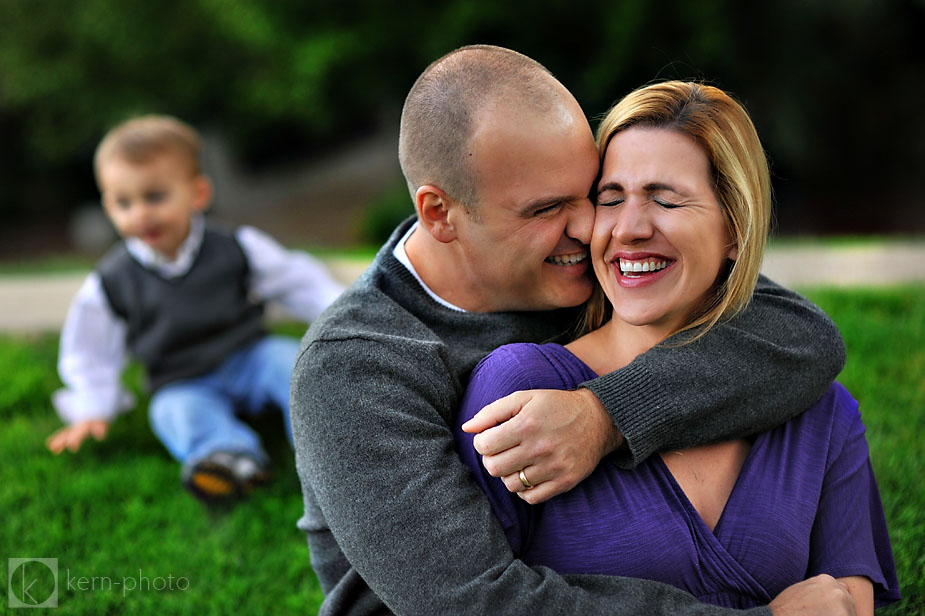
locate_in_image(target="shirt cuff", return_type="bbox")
[52,387,135,424]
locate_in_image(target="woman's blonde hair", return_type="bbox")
[579,80,771,343]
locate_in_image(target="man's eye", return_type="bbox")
[596,197,624,207]
[534,203,563,216]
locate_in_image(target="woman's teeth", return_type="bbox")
[619,258,669,275]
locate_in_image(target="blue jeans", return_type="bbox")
[148,335,299,465]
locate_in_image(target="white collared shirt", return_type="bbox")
[392,222,466,313]
[53,216,346,424]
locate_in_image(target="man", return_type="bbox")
[292,45,852,615]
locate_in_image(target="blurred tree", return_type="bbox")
[0,0,923,248]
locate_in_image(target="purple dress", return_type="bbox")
[454,343,900,609]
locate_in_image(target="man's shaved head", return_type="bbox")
[398,45,571,209]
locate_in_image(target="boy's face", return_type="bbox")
[98,153,211,259]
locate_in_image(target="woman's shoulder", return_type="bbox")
[784,381,866,467]
[476,342,567,366]
[460,343,594,424]
[471,343,594,389]
[798,382,861,430]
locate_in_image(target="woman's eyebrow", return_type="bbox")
[596,181,623,193]
[643,182,683,194]
[596,181,687,196]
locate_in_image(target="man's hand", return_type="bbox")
[769,575,856,616]
[461,388,622,504]
[46,419,110,454]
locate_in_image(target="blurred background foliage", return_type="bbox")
[1,0,923,257]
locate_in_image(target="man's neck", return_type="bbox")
[404,225,485,312]
[395,223,466,312]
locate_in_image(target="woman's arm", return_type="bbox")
[838,576,872,616]
[806,385,900,608]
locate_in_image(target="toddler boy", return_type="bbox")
[46,115,344,504]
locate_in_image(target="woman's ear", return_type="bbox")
[727,243,739,260]
[415,185,457,243]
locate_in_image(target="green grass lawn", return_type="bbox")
[0,322,323,614]
[1,289,922,614]
[803,286,925,615]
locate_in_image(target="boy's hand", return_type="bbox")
[46,419,110,454]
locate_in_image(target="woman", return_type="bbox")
[454,81,900,611]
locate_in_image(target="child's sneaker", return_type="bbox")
[182,451,270,503]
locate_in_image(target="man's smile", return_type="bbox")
[545,250,588,266]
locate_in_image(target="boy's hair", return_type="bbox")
[94,115,202,183]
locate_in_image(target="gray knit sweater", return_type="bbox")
[291,218,845,615]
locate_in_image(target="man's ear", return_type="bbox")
[191,175,214,213]
[415,185,457,243]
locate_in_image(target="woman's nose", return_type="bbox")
[613,201,654,244]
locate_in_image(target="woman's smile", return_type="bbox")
[611,252,675,288]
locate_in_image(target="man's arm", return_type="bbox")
[593,276,845,466]
[468,277,845,497]
[291,335,771,616]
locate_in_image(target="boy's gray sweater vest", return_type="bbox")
[290,217,845,615]
[98,225,264,391]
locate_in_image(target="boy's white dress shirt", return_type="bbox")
[54,215,345,425]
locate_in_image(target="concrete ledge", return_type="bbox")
[760,243,925,288]
[0,257,370,334]
[1,247,923,334]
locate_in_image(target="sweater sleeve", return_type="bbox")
[291,335,769,616]
[584,276,846,468]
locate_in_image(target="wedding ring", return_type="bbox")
[518,469,534,490]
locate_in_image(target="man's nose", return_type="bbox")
[613,200,654,244]
[565,197,595,244]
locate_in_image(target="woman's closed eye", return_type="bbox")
[653,197,681,209]
[596,189,624,207]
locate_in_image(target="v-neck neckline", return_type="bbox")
[546,341,765,541]
[653,435,763,540]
